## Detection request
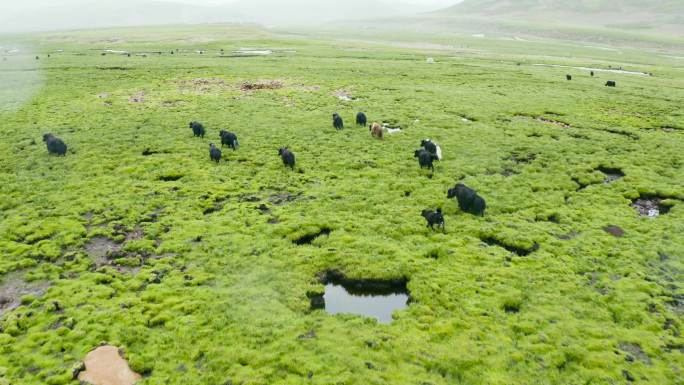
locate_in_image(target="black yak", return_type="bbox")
[566,74,572,81]
[333,113,344,130]
[189,121,205,138]
[414,149,438,172]
[447,183,486,216]
[219,130,239,150]
[209,143,222,163]
[421,139,442,160]
[590,71,594,77]
[421,208,445,231]
[42,134,67,156]
[605,81,616,87]
[278,148,295,170]
[356,112,367,126]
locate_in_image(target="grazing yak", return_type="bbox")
[421,208,445,231]
[447,183,486,216]
[42,133,67,156]
[566,74,572,81]
[370,122,383,139]
[190,121,205,138]
[590,71,595,77]
[278,148,295,170]
[605,81,616,87]
[219,130,239,150]
[356,112,367,126]
[333,113,344,130]
[421,139,442,161]
[209,143,222,163]
[414,149,438,172]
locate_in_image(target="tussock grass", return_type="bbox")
[0,25,682,385]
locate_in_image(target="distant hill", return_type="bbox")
[448,0,684,14]
[442,0,684,34]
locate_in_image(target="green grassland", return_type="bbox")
[0,24,683,385]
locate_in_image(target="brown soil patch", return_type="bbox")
[78,345,141,385]
[85,237,122,266]
[240,80,284,91]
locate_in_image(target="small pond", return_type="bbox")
[311,273,409,324]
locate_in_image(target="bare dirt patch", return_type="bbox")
[333,89,356,101]
[125,226,144,241]
[85,237,122,265]
[176,78,228,94]
[0,271,51,317]
[240,80,284,91]
[77,345,141,385]
[128,91,145,103]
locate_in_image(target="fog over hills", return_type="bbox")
[442,0,684,34]
[0,0,454,33]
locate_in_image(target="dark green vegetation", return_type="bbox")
[1,24,683,384]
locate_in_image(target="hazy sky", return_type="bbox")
[5,0,458,9]
[0,0,462,32]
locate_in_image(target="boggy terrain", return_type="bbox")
[0,24,683,385]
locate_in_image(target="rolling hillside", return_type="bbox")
[442,0,684,34]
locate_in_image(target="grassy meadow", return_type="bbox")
[0,24,683,385]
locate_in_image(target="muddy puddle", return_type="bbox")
[85,236,122,265]
[78,345,141,385]
[311,272,409,324]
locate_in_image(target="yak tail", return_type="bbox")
[436,145,442,161]
[234,139,240,149]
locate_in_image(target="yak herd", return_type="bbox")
[41,110,487,232]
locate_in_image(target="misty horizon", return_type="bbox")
[0,0,462,34]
